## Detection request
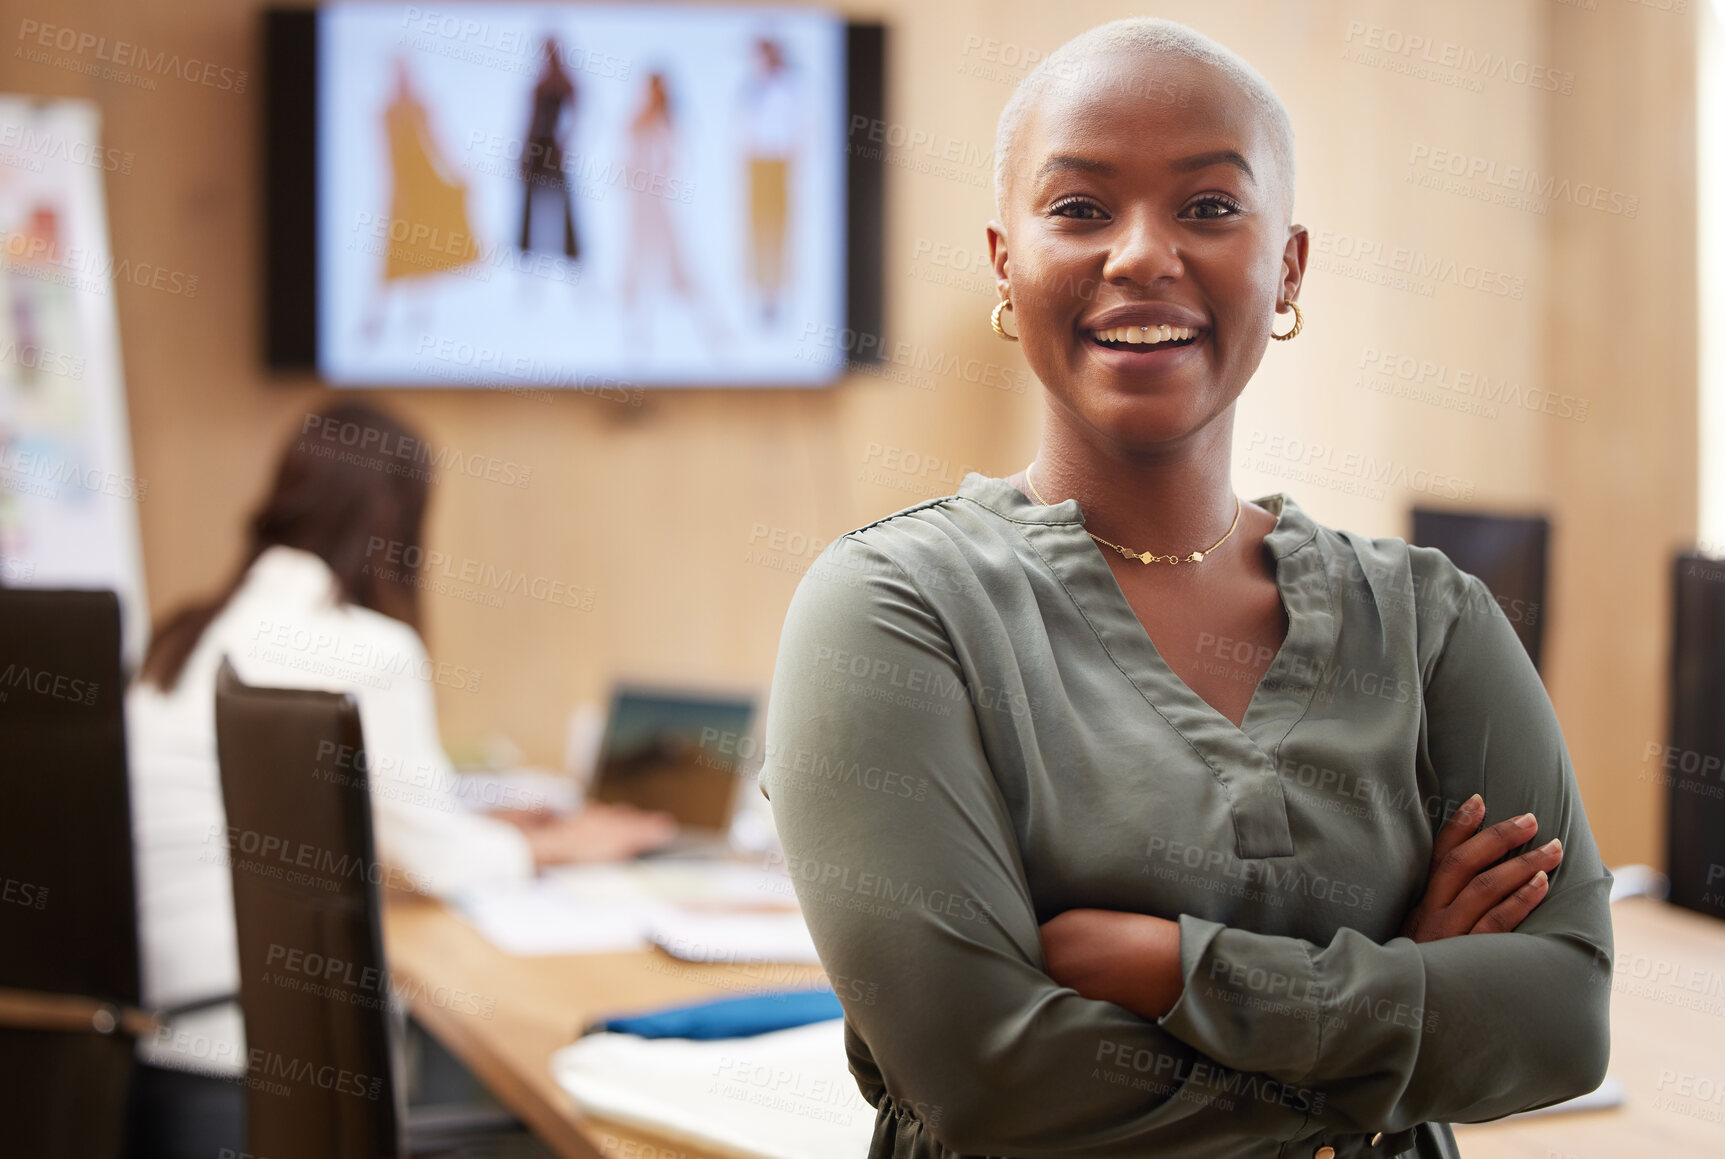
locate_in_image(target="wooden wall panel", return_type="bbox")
[3,0,1695,866]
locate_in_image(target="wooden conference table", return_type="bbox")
[382,894,1725,1159]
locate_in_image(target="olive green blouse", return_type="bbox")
[759,471,1613,1159]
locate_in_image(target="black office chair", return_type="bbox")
[0,589,148,1159]
[212,658,530,1158]
[1666,552,1725,921]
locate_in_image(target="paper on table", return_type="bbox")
[452,878,677,956]
[453,859,803,957]
[549,859,801,910]
[647,910,822,965]
[551,1019,875,1159]
[447,766,581,815]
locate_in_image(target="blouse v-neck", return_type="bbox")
[955,470,1339,860]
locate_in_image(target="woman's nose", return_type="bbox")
[1100,213,1185,286]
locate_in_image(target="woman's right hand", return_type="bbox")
[1398,794,1565,943]
[521,802,679,867]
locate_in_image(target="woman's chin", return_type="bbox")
[1076,395,1223,448]
[1063,342,1224,422]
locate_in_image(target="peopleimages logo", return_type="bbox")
[1,876,48,910]
[1310,230,1524,299]
[778,854,998,926]
[204,823,433,895]
[0,122,133,174]
[1406,145,1638,218]
[363,537,596,611]
[1240,431,1475,502]
[1341,21,1575,95]
[799,323,1030,394]
[0,662,98,706]
[397,7,632,80]
[300,412,532,489]
[263,942,496,1019]
[0,230,197,299]
[15,19,249,92]
[1356,346,1590,423]
[0,441,147,501]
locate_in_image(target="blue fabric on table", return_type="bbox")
[585,988,844,1040]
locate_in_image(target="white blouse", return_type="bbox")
[126,545,534,1076]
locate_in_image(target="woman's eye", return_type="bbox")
[1184,196,1243,220]
[1049,198,1107,220]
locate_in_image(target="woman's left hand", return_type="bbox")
[1039,908,1186,1020]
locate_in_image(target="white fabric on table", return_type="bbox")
[551,1019,874,1159]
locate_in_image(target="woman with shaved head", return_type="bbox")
[763,18,1611,1159]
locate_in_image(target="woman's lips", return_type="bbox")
[1081,326,1208,372]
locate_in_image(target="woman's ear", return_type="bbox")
[1281,224,1309,304]
[986,221,1011,299]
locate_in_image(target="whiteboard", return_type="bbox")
[0,95,148,665]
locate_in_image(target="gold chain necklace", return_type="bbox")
[1023,462,1241,565]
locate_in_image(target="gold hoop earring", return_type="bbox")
[991,299,1019,342]
[1271,300,1303,341]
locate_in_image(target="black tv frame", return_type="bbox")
[261,7,887,381]
[263,8,319,370]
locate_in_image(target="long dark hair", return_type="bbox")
[139,401,431,691]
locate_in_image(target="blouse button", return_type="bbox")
[1314,1148,1336,1159]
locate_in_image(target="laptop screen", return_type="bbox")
[588,686,757,831]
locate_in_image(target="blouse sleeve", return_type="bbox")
[762,535,1322,1157]
[1153,568,1614,1135]
[351,623,536,898]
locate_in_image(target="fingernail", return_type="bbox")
[1515,812,1537,830]
[1463,793,1482,814]
[1543,837,1562,854]
[1532,870,1548,887]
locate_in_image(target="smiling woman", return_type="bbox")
[761,16,1612,1159]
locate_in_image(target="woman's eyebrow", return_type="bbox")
[1032,149,1256,186]
[1170,149,1256,184]
[1033,154,1116,183]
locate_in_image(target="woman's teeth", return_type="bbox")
[1091,325,1199,346]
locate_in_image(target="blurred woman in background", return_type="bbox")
[123,399,673,1157]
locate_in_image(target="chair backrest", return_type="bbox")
[1667,553,1725,920]
[0,588,139,1158]
[213,657,403,1158]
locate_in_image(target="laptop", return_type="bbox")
[586,684,758,858]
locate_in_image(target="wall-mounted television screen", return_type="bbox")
[265,4,883,389]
